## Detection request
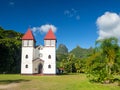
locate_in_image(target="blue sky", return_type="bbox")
[1,0,120,51]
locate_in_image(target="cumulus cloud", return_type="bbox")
[64,8,80,20]
[96,12,120,41]
[31,24,57,34]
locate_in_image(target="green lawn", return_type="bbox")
[0,74,120,90]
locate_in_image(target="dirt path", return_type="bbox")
[0,83,18,89]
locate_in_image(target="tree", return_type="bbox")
[75,58,86,73]
[56,44,69,69]
[86,37,120,83]
[96,37,119,76]
[61,54,76,73]
[0,27,22,73]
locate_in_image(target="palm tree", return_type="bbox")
[96,37,119,78]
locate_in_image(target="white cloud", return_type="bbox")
[64,8,80,20]
[96,12,120,41]
[31,24,57,34]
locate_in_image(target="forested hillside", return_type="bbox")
[0,27,23,73]
[70,46,94,58]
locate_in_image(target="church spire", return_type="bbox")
[44,28,56,40]
[22,28,35,41]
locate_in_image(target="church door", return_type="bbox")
[38,63,43,74]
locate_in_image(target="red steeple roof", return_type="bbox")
[22,28,35,41]
[44,29,56,40]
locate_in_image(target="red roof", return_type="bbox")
[44,29,56,40]
[22,28,35,41]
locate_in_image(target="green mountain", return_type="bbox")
[56,44,68,54]
[70,46,94,58]
[56,44,68,62]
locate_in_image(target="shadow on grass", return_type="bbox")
[0,79,30,84]
[57,73,81,76]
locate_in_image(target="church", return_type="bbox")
[21,28,56,75]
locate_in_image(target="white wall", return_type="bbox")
[21,47,34,74]
[39,46,56,74]
[34,47,39,59]
[44,40,56,47]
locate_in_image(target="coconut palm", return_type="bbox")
[96,37,119,80]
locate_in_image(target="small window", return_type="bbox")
[38,47,43,50]
[25,65,28,68]
[35,68,37,71]
[25,55,28,59]
[48,55,51,59]
[40,47,43,50]
[48,64,51,68]
[38,47,40,50]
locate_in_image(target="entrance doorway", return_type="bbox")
[38,63,43,74]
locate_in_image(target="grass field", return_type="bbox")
[0,74,120,90]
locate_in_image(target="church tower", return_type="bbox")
[43,29,56,74]
[21,28,35,74]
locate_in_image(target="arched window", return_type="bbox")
[25,65,28,68]
[25,55,28,59]
[48,55,51,59]
[48,64,51,68]
[38,47,40,50]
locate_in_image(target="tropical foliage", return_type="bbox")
[57,37,120,84]
[86,37,120,83]
[0,27,23,73]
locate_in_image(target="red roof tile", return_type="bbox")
[44,29,56,40]
[22,28,35,41]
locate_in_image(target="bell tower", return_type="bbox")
[43,28,56,74]
[21,28,36,74]
[44,28,56,47]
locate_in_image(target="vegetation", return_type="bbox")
[0,74,120,90]
[86,37,120,83]
[70,46,93,58]
[56,44,68,55]
[56,38,120,84]
[56,44,69,69]
[56,44,93,73]
[0,27,23,73]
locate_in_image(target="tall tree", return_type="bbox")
[61,54,76,73]
[0,27,22,73]
[96,37,119,76]
[87,37,120,83]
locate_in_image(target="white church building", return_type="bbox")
[21,28,56,75]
